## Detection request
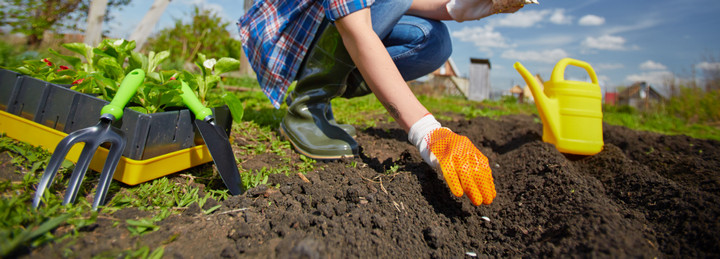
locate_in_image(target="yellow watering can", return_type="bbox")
[514,58,604,155]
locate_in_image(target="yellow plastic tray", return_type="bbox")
[0,110,213,185]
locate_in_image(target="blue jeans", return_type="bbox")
[370,0,452,81]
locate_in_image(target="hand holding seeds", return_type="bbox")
[447,0,539,22]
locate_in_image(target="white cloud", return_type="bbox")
[526,34,575,47]
[578,15,605,26]
[549,9,572,25]
[598,75,612,86]
[501,48,569,63]
[595,63,624,70]
[697,61,720,71]
[640,60,667,70]
[181,0,206,5]
[603,18,659,35]
[626,70,675,87]
[205,4,226,16]
[452,26,511,50]
[489,9,575,28]
[180,0,232,22]
[582,35,626,50]
[491,10,549,28]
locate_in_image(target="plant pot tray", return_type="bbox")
[0,69,234,185]
[0,109,214,185]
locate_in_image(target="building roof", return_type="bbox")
[432,57,460,77]
[510,85,523,94]
[618,81,665,100]
[470,58,491,69]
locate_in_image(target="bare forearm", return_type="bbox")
[335,8,429,132]
[407,0,452,20]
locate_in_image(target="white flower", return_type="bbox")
[203,58,217,70]
[113,39,124,46]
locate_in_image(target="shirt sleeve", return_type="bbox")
[323,0,374,21]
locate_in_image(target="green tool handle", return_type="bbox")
[100,69,145,120]
[180,80,213,121]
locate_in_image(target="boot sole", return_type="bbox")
[279,125,355,160]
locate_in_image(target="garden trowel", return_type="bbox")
[180,80,243,195]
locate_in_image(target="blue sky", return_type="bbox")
[108,0,720,95]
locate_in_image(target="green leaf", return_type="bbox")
[148,246,165,259]
[47,75,75,85]
[202,205,222,215]
[127,106,149,114]
[221,92,244,122]
[92,47,115,60]
[16,66,33,75]
[124,41,137,53]
[205,75,221,89]
[160,92,183,107]
[97,57,123,80]
[0,213,72,256]
[214,57,240,75]
[62,43,91,58]
[126,218,159,235]
[147,71,161,82]
[197,53,207,65]
[126,219,157,228]
[48,49,82,69]
[149,51,170,72]
[129,52,148,71]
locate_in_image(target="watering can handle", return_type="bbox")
[100,69,145,120]
[180,80,213,121]
[551,58,599,85]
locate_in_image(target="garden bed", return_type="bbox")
[15,113,720,257]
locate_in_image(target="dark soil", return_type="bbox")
[19,114,720,258]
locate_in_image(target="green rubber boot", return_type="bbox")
[342,69,372,99]
[280,23,359,159]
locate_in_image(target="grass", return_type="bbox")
[331,93,538,128]
[603,104,720,141]
[1,75,719,256]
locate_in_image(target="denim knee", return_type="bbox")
[387,16,452,81]
[418,19,452,71]
[370,0,414,38]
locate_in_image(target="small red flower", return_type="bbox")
[58,65,69,71]
[42,58,52,66]
[72,78,84,85]
[169,77,176,81]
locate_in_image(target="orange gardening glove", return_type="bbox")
[408,114,496,206]
[427,128,496,205]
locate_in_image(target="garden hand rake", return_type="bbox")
[32,69,145,210]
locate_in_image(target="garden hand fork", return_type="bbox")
[32,69,145,210]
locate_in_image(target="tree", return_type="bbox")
[85,0,109,46]
[145,6,242,64]
[128,0,172,51]
[0,0,131,47]
[700,52,720,92]
[238,0,253,76]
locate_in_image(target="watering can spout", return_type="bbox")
[514,62,549,107]
[513,62,560,143]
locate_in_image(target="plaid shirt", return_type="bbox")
[238,0,374,108]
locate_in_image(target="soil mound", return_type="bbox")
[26,114,720,258]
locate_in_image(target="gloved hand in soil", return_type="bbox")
[446,0,539,22]
[408,114,496,205]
